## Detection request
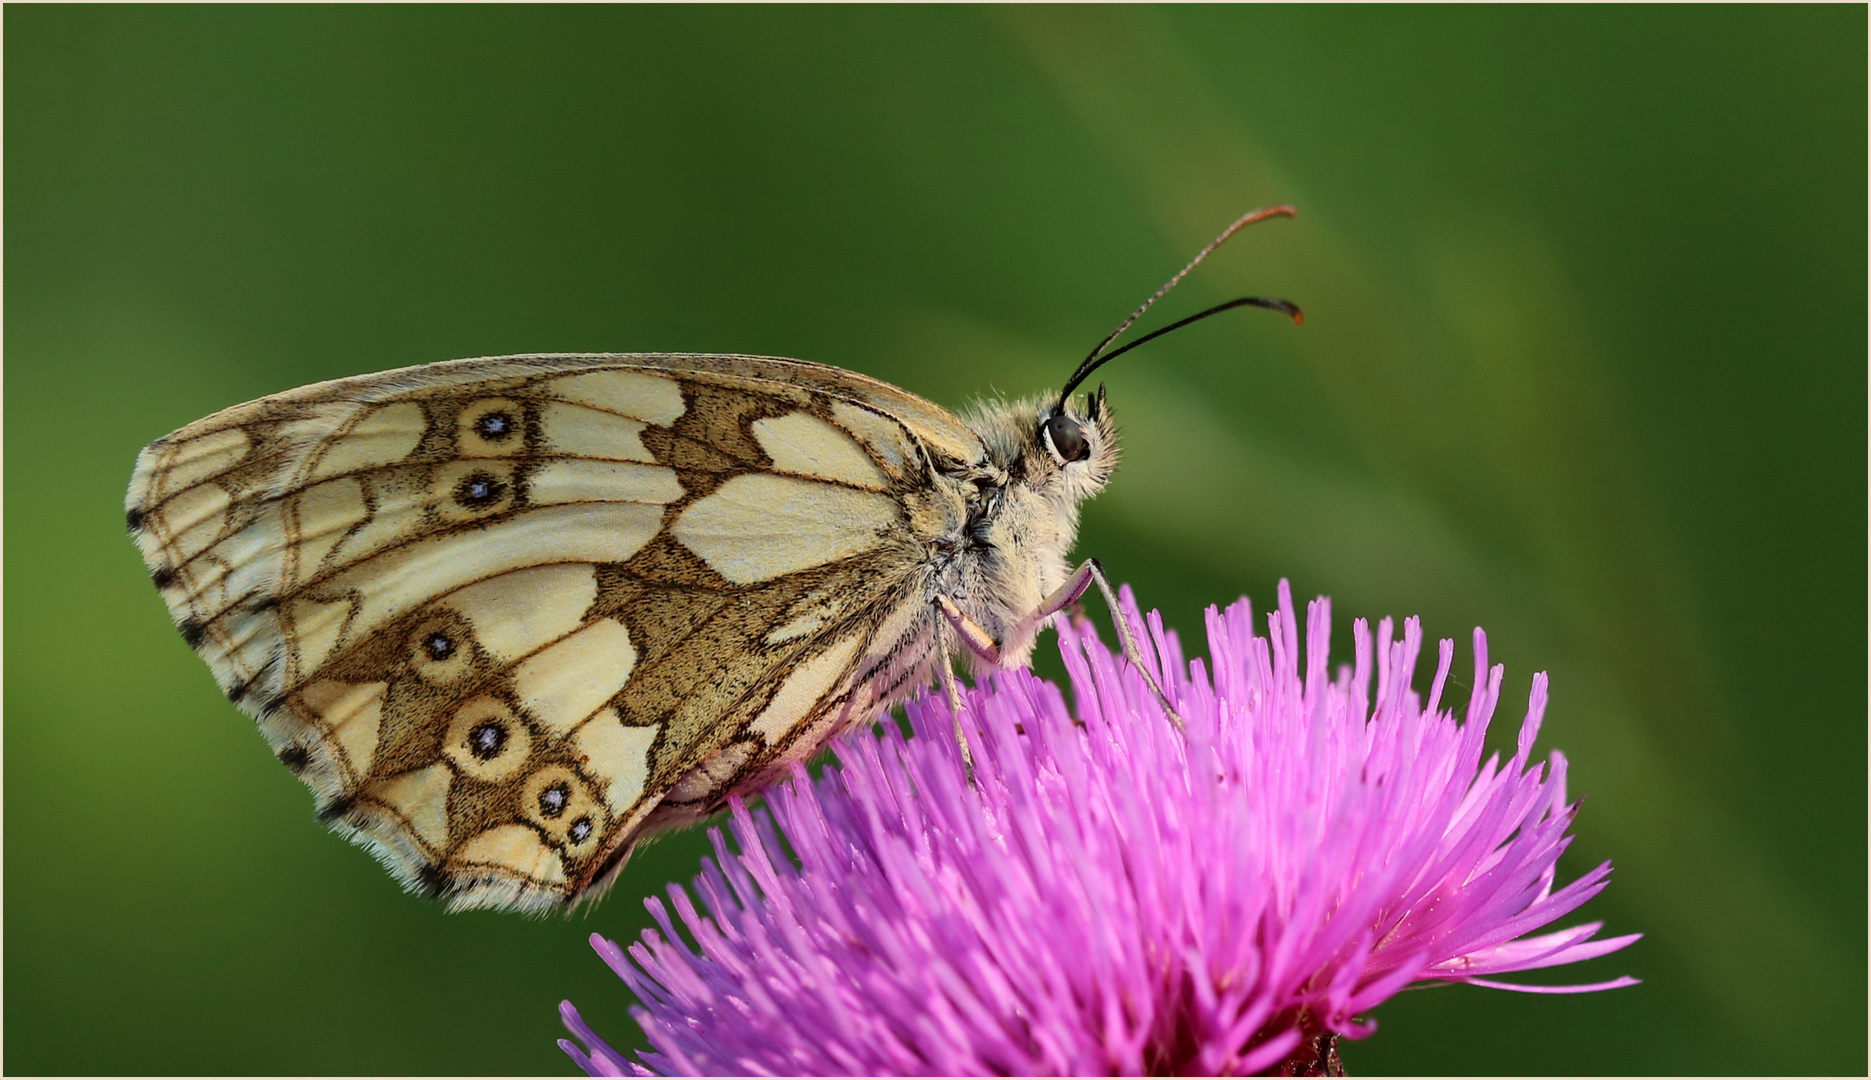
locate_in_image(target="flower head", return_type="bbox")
[561,583,1638,1076]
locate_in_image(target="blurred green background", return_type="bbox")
[7,6,1863,1076]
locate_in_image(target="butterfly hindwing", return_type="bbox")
[128,354,982,910]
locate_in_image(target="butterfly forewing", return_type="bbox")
[127,354,983,911]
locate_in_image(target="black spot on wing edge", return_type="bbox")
[277,745,310,772]
[317,794,357,823]
[227,657,275,705]
[179,619,206,648]
[151,567,177,589]
[416,863,454,900]
[126,507,145,533]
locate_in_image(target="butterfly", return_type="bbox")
[125,207,1299,913]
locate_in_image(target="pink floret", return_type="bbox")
[563,582,1638,1076]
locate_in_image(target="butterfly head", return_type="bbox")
[965,385,1119,512]
[1033,383,1119,504]
[952,386,1118,664]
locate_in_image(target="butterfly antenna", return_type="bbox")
[1059,204,1300,408]
[1079,295,1302,373]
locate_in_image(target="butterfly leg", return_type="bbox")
[1059,559,1186,731]
[936,595,1001,665]
[939,563,1184,730]
[932,611,979,784]
[1031,560,1097,621]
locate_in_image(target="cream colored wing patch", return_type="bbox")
[671,474,898,585]
[127,354,982,912]
[752,411,890,490]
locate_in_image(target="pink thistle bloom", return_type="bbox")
[560,583,1638,1076]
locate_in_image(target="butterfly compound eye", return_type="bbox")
[1043,414,1091,464]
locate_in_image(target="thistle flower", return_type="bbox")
[560,583,1638,1076]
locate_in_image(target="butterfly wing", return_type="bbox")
[127,354,984,911]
